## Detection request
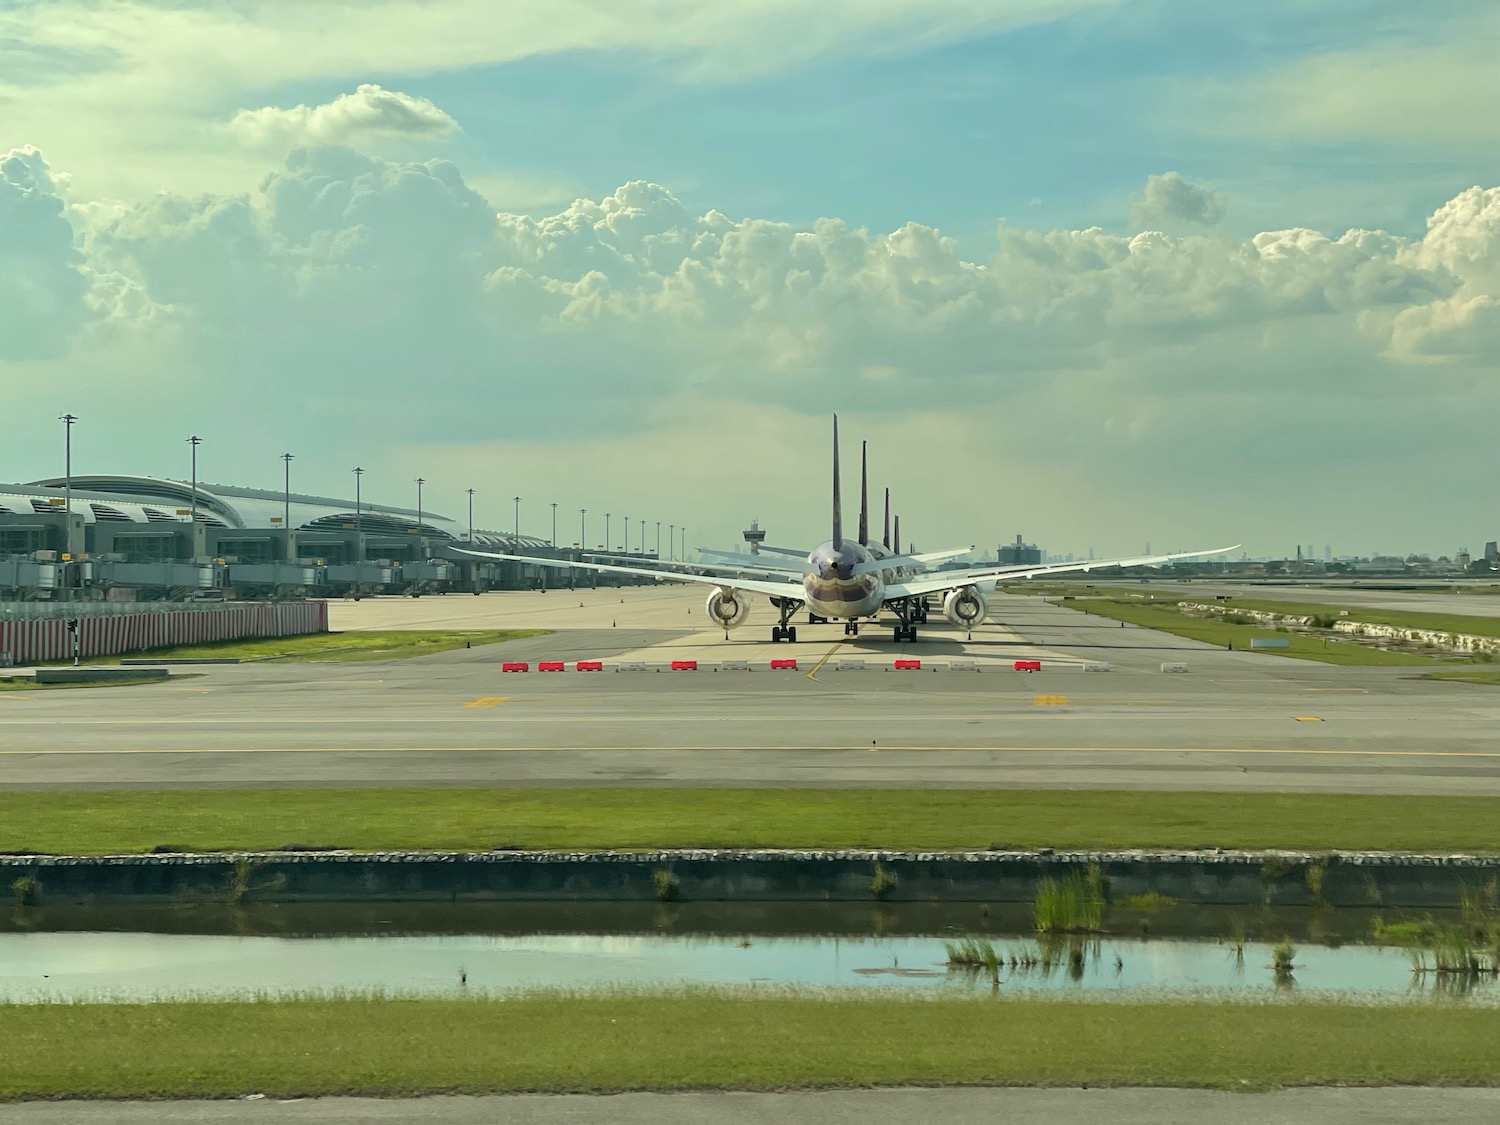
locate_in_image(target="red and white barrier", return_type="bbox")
[0,602,327,666]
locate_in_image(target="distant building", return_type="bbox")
[1455,548,1471,570]
[1486,541,1499,564]
[999,534,1042,566]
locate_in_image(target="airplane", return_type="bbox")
[460,417,1239,644]
[614,445,974,587]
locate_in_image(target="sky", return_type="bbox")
[2,0,1496,559]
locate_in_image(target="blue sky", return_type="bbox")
[0,0,1496,556]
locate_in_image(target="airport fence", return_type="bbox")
[0,601,328,666]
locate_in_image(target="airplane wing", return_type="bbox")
[851,546,973,576]
[884,545,1242,600]
[455,549,807,600]
[585,552,802,577]
[696,548,806,572]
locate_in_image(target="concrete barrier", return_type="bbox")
[949,659,978,672]
[1161,662,1189,673]
[3,849,1493,909]
[719,660,750,672]
[616,661,647,672]
[1083,662,1111,672]
[836,658,866,671]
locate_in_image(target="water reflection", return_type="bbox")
[2,901,1492,1005]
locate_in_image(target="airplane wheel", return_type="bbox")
[788,626,798,643]
[771,628,782,643]
[893,627,904,643]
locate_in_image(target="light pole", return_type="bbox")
[550,502,557,548]
[580,509,586,549]
[513,496,521,549]
[352,467,364,562]
[60,414,77,554]
[669,523,674,561]
[281,453,294,561]
[681,526,686,563]
[656,522,660,558]
[605,513,611,551]
[415,478,425,559]
[186,436,201,523]
[624,516,630,555]
[467,489,475,542]
[640,519,645,554]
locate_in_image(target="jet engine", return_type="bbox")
[942,585,989,628]
[706,587,752,630]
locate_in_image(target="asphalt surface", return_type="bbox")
[1,1088,1496,1125]
[2,590,1496,793]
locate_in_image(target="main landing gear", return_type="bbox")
[844,620,861,637]
[891,598,919,644]
[770,598,804,643]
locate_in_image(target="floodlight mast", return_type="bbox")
[59,414,77,555]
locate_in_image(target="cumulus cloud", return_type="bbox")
[226,85,459,153]
[1129,172,1226,231]
[62,149,1497,397]
[2,144,1494,552]
[1388,185,1500,361]
[0,145,90,359]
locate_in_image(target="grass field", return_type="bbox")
[2,990,1496,1099]
[66,629,550,665]
[0,675,176,692]
[1049,597,1468,666]
[3,788,1498,854]
[1425,670,1500,686]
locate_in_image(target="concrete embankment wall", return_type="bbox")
[5,850,1496,910]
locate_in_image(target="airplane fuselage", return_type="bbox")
[803,539,885,619]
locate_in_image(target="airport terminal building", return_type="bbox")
[0,475,621,600]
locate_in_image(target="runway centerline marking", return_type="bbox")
[462,697,508,708]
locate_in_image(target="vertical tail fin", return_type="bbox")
[858,441,869,546]
[894,514,901,555]
[831,415,843,548]
[883,489,890,549]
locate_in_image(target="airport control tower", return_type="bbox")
[743,519,767,555]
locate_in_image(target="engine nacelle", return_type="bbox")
[942,585,989,628]
[706,587,752,630]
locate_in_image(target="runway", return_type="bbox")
[3,591,1496,794]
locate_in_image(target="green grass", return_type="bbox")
[64,629,550,665]
[3,788,1499,855]
[1051,597,1466,665]
[0,676,176,692]
[2,991,1497,1098]
[1425,670,1500,686]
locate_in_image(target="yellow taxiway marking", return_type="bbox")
[7,745,1500,759]
[462,696,508,708]
[1294,716,1325,722]
[1033,695,1070,707]
[805,642,846,683]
